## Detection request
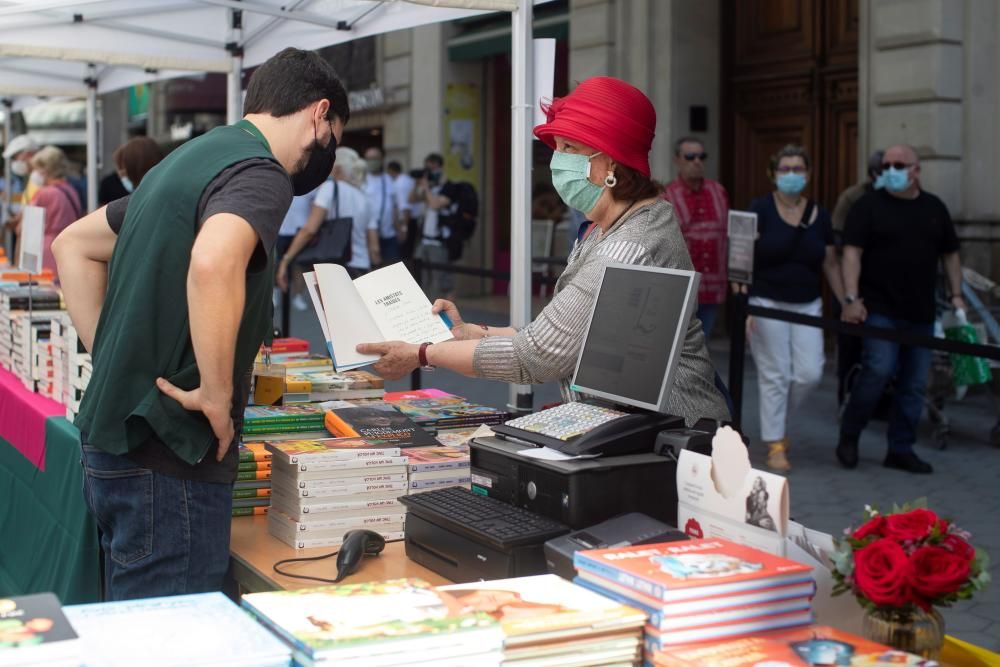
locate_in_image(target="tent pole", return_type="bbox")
[85,65,98,213]
[226,8,244,125]
[508,0,533,414]
[2,98,11,256]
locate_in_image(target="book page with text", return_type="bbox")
[313,264,382,370]
[353,262,454,344]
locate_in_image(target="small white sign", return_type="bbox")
[727,209,757,284]
[18,204,45,275]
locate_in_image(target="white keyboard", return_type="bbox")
[504,402,628,441]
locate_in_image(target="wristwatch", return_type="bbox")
[418,342,435,370]
[845,294,857,305]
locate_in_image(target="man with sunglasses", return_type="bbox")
[663,137,729,337]
[838,144,964,475]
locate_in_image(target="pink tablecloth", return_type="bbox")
[0,367,66,471]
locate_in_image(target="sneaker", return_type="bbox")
[766,440,791,472]
[292,293,309,312]
[836,434,859,469]
[883,451,933,474]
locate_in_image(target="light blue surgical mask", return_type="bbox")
[776,172,807,195]
[120,175,134,193]
[872,171,886,190]
[883,167,910,193]
[550,151,605,214]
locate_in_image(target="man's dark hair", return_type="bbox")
[674,136,704,156]
[425,153,444,168]
[243,48,350,124]
[386,160,403,173]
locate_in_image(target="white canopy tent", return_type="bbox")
[0,0,539,409]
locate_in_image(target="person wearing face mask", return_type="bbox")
[2,134,41,242]
[363,146,399,265]
[99,138,166,206]
[746,144,844,472]
[837,144,964,475]
[26,146,83,282]
[51,47,349,601]
[357,76,730,427]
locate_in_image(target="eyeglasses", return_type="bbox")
[682,152,708,161]
[882,161,914,171]
[775,165,808,174]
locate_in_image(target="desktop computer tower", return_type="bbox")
[470,436,679,529]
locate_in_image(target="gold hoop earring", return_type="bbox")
[604,172,617,188]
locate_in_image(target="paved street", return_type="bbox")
[281,292,1000,651]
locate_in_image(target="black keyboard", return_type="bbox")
[400,487,569,550]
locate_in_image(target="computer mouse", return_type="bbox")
[335,529,386,582]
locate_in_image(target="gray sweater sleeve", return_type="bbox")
[472,238,651,384]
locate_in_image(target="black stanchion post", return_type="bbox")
[728,290,748,430]
[281,289,291,339]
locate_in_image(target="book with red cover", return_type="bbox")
[382,388,509,431]
[650,625,936,666]
[574,538,813,603]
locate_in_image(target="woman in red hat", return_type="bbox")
[359,77,730,426]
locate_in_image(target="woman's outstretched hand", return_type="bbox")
[356,341,420,380]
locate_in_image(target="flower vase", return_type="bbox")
[861,607,945,659]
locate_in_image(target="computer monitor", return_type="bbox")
[570,264,700,413]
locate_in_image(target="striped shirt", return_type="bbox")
[473,199,730,425]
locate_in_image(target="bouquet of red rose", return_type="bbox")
[831,500,990,612]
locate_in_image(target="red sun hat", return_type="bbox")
[534,76,656,177]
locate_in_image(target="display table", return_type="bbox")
[227,515,450,594]
[0,372,100,603]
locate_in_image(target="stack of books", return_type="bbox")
[233,442,272,517]
[323,401,438,448]
[0,285,62,387]
[0,592,82,666]
[67,354,92,422]
[10,312,58,391]
[266,437,409,549]
[404,444,471,494]
[382,388,509,434]
[438,574,647,666]
[241,578,503,667]
[265,336,311,364]
[64,592,290,666]
[49,314,75,407]
[284,368,385,403]
[244,404,329,441]
[649,625,935,666]
[572,538,815,652]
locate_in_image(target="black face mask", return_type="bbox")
[291,123,337,195]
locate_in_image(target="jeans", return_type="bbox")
[80,440,233,601]
[749,297,825,442]
[839,312,934,454]
[697,303,719,339]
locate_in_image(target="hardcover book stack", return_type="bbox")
[233,442,272,517]
[67,355,92,422]
[438,574,647,667]
[649,625,936,666]
[241,578,503,667]
[0,285,62,387]
[266,437,409,549]
[265,336,312,364]
[284,368,385,403]
[572,538,816,654]
[382,388,509,434]
[404,444,471,494]
[49,314,76,407]
[64,592,291,667]
[10,312,57,391]
[244,404,329,441]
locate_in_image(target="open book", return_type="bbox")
[304,262,453,371]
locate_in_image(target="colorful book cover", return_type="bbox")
[232,487,271,499]
[437,575,645,647]
[286,369,384,393]
[383,389,509,430]
[240,579,501,661]
[404,445,470,472]
[237,460,272,472]
[266,438,401,464]
[324,404,438,448]
[238,442,271,462]
[574,538,813,603]
[268,337,310,354]
[650,625,937,666]
[232,506,269,517]
[0,592,78,656]
[244,404,327,426]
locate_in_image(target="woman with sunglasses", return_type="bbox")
[358,77,730,427]
[747,144,845,472]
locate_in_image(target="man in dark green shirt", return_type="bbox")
[53,48,349,600]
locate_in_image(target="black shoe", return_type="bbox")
[883,451,933,474]
[836,435,859,469]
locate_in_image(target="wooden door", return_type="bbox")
[721,0,859,210]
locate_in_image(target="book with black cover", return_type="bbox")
[324,403,438,448]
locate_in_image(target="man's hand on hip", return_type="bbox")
[156,378,235,462]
